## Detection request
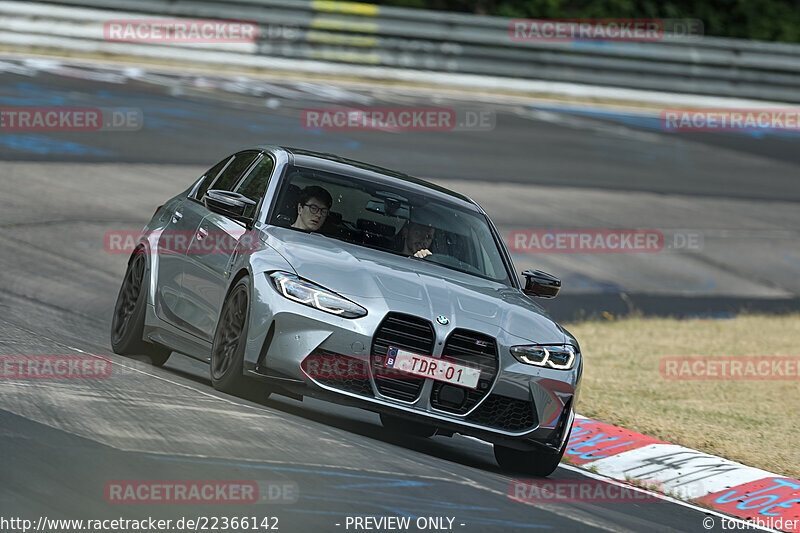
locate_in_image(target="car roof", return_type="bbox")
[251,145,479,209]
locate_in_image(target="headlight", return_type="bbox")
[510,344,576,370]
[269,272,367,319]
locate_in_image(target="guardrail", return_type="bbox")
[1,0,799,102]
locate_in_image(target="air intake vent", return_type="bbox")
[370,313,435,402]
[466,394,537,432]
[430,330,498,414]
[303,351,373,397]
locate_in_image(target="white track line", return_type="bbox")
[462,436,781,532]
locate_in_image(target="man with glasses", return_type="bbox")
[292,185,332,232]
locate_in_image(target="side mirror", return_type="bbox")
[204,190,257,226]
[522,269,561,299]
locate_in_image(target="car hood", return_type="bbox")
[266,228,567,344]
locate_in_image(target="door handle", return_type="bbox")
[197,226,209,240]
[171,209,183,224]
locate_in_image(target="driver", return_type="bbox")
[292,185,332,232]
[400,222,436,258]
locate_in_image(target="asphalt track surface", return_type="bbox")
[0,56,797,533]
[2,57,799,320]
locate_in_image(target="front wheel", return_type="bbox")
[110,250,171,367]
[210,276,267,401]
[494,436,569,477]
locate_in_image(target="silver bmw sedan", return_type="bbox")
[111,145,582,477]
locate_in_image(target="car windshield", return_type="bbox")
[270,164,510,283]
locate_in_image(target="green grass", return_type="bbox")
[566,313,800,479]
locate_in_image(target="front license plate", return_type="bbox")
[384,347,481,389]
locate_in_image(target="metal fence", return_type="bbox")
[2,0,799,102]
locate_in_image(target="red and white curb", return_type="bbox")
[567,415,800,532]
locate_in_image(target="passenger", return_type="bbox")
[400,221,436,258]
[292,185,332,232]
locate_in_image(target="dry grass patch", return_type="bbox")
[566,313,800,479]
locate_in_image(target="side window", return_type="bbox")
[209,151,260,192]
[193,156,232,200]
[235,155,275,203]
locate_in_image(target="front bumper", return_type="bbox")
[244,273,580,450]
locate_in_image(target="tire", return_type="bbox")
[494,435,569,478]
[111,250,171,367]
[380,413,436,438]
[210,276,267,401]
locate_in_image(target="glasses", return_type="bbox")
[304,204,330,216]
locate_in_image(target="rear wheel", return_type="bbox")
[494,434,569,477]
[210,277,267,401]
[379,413,436,438]
[111,251,171,367]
